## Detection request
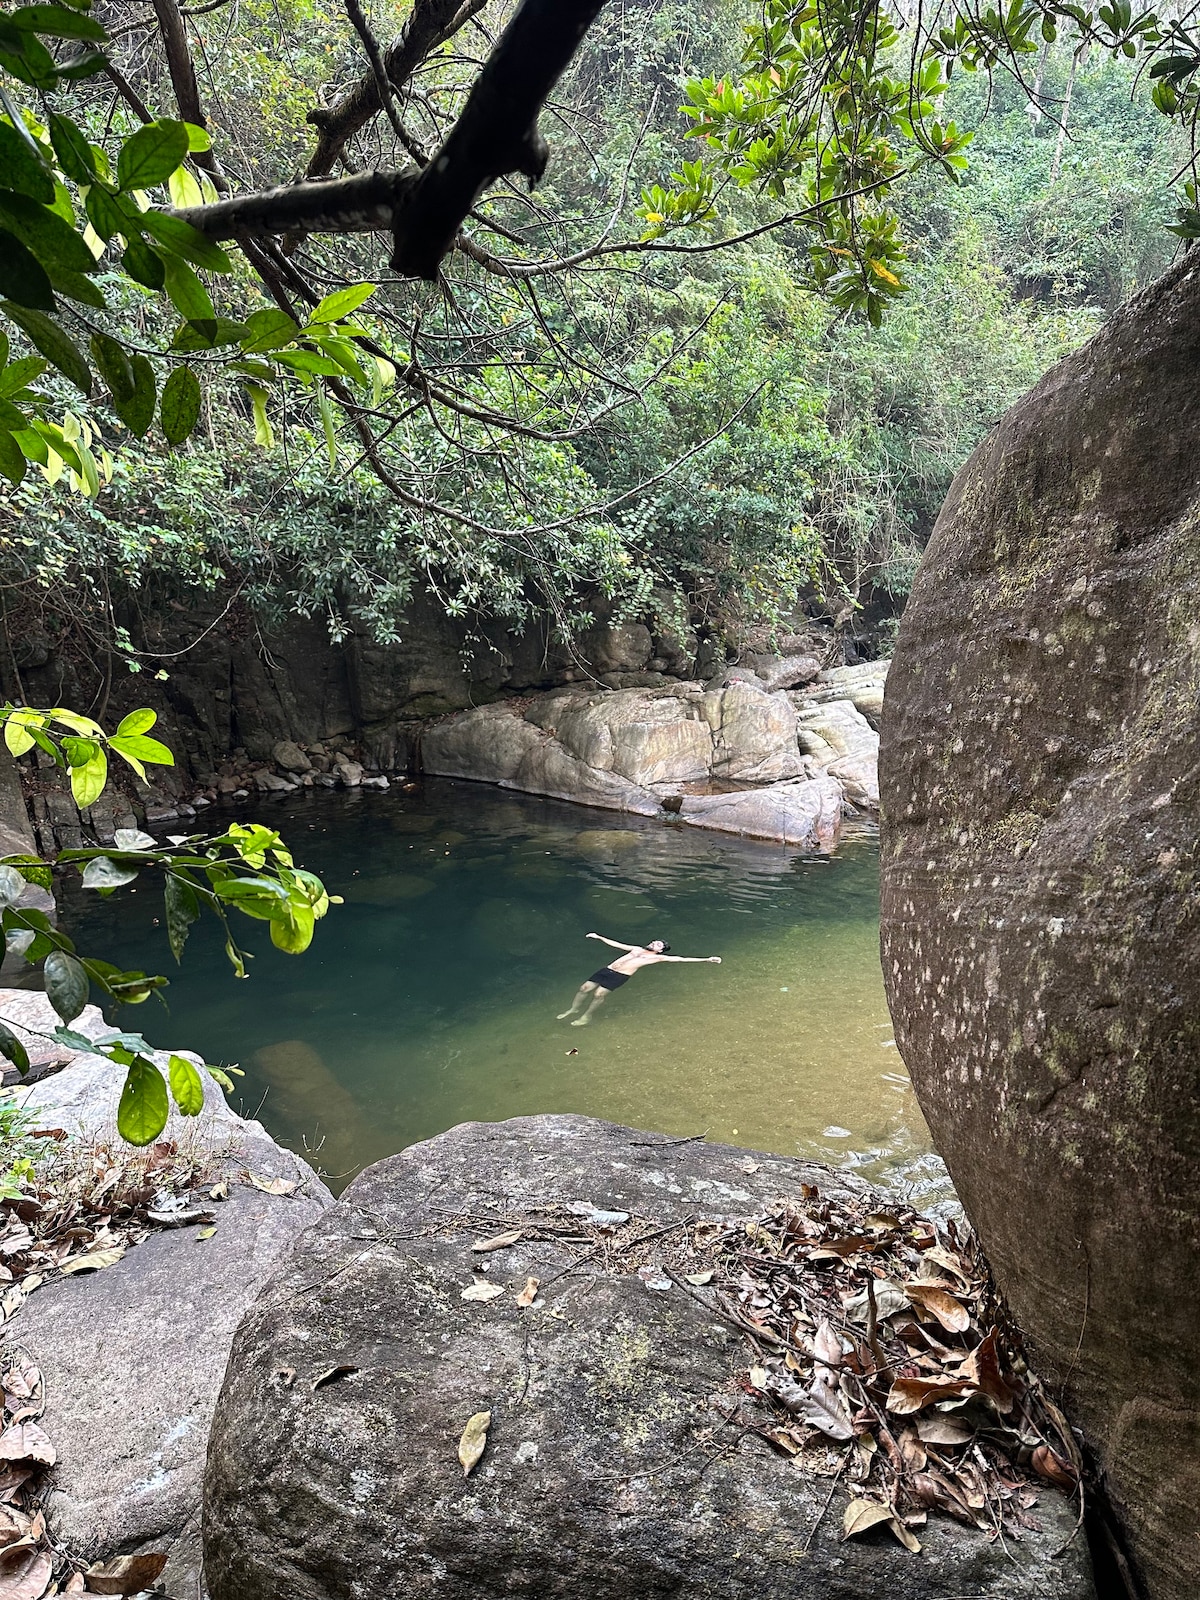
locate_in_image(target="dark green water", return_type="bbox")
[62,779,948,1204]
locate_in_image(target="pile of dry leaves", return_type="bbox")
[705,1184,1084,1553]
[0,1133,239,1599]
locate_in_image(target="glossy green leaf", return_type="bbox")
[168,1053,204,1115]
[69,745,107,808]
[121,236,165,290]
[0,28,59,89]
[109,731,174,766]
[0,303,90,394]
[164,873,199,962]
[44,947,89,1023]
[90,331,135,403]
[81,854,139,890]
[172,316,245,352]
[160,364,201,445]
[116,119,190,193]
[0,355,47,398]
[116,708,157,736]
[0,1021,29,1078]
[239,308,298,354]
[247,382,274,449]
[47,111,96,182]
[116,1056,170,1145]
[0,191,95,274]
[270,899,315,953]
[10,5,107,42]
[0,119,55,203]
[114,352,155,438]
[306,283,375,324]
[141,210,231,273]
[0,866,25,910]
[0,430,25,486]
[45,262,106,309]
[84,184,138,243]
[0,230,54,310]
[160,253,214,328]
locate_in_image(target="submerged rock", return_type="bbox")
[204,1114,1095,1600]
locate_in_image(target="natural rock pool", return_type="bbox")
[64,780,949,1205]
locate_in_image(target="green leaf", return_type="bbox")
[44,948,89,1023]
[0,1021,29,1078]
[2,302,91,394]
[0,27,58,90]
[0,430,25,486]
[114,353,155,438]
[317,384,337,468]
[239,308,298,354]
[141,210,230,272]
[116,119,190,193]
[0,865,25,907]
[44,261,106,309]
[69,745,107,808]
[0,190,96,275]
[164,873,199,962]
[167,1052,204,1115]
[183,123,211,153]
[84,185,138,243]
[247,382,274,449]
[0,119,55,203]
[54,49,107,82]
[90,331,135,403]
[160,364,201,445]
[122,236,165,290]
[0,356,45,398]
[81,854,139,890]
[116,708,157,736]
[109,731,174,766]
[171,316,245,352]
[160,253,214,328]
[270,899,315,954]
[10,5,107,42]
[47,112,96,183]
[306,283,376,324]
[0,231,54,311]
[116,1056,169,1145]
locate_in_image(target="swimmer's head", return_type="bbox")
[647,939,671,953]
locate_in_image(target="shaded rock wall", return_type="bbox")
[879,254,1200,1600]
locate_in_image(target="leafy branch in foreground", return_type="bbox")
[0,705,339,1145]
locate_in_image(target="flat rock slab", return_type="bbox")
[0,993,334,1597]
[204,1114,1094,1600]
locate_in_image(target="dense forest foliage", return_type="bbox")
[0,0,1182,675]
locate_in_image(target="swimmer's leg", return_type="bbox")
[558,981,596,1020]
[571,987,611,1026]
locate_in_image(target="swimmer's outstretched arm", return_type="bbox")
[585,932,639,952]
[659,954,722,963]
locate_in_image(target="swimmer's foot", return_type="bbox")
[556,1010,577,1020]
[570,1015,591,1027]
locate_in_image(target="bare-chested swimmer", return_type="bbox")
[557,932,722,1027]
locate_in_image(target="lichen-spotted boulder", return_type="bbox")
[203,1114,1093,1600]
[879,254,1200,1600]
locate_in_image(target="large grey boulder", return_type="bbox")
[794,699,880,811]
[0,992,332,1597]
[678,774,842,847]
[204,1115,1094,1600]
[879,253,1200,1600]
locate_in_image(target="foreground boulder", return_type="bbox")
[205,1114,1094,1600]
[0,992,333,1596]
[880,253,1200,1600]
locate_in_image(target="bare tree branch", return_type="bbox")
[175,169,417,238]
[148,0,229,190]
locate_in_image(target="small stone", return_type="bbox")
[361,775,390,790]
[254,771,295,793]
[232,789,249,800]
[273,740,312,774]
[336,761,364,788]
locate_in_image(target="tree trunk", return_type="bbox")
[878,253,1200,1600]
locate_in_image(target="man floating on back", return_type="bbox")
[558,932,722,1027]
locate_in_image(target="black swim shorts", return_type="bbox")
[590,966,630,990]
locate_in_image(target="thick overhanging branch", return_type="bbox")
[173,0,608,280]
[389,0,607,280]
[305,0,485,179]
[174,169,418,239]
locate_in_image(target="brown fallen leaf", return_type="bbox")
[797,1376,855,1441]
[1032,1442,1079,1489]
[886,1374,975,1415]
[84,1552,169,1594]
[457,1410,491,1477]
[515,1278,540,1308]
[808,1235,876,1261]
[684,1269,714,1286]
[914,1412,975,1446]
[0,1427,53,1469]
[888,1517,922,1552]
[209,1181,230,1201]
[248,1175,299,1196]
[842,1498,893,1539]
[311,1365,358,1393]
[63,1574,85,1594]
[472,1230,522,1254]
[904,1281,971,1334]
[461,1280,506,1303]
[0,1547,51,1600]
[59,1242,126,1277]
[952,1329,1018,1413]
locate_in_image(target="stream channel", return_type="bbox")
[64,779,951,1206]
